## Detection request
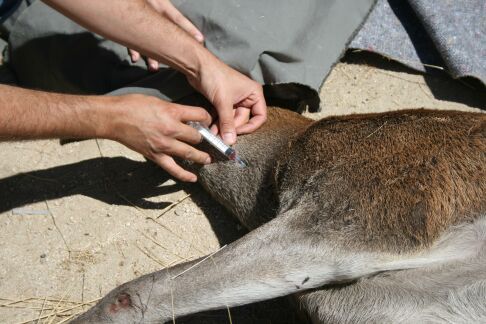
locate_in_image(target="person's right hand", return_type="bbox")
[109,94,212,182]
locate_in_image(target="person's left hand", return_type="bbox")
[128,0,204,71]
[187,54,267,145]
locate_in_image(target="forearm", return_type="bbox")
[43,0,211,81]
[0,84,116,141]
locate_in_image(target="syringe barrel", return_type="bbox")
[188,122,231,156]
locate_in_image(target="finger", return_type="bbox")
[161,137,211,165]
[236,99,268,134]
[174,104,212,125]
[210,123,219,135]
[175,123,204,145]
[152,154,197,182]
[146,58,159,72]
[233,107,251,129]
[214,99,236,145]
[128,49,140,63]
[163,2,204,42]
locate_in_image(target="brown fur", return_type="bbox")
[276,109,486,252]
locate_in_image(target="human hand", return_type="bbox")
[187,56,267,145]
[128,0,204,71]
[109,94,212,182]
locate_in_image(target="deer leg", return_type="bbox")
[72,210,484,324]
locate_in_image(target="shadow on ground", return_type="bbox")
[0,157,176,213]
[343,51,486,110]
[0,156,307,323]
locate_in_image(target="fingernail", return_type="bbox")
[195,34,204,42]
[205,157,211,164]
[223,132,236,145]
[189,175,197,182]
[150,62,158,70]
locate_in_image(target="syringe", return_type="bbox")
[188,122,247,167]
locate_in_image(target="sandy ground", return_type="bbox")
[0,53,484,324]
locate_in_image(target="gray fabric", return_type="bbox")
[8,1,150,95]
[176,0,374,91]
[350,0,486,85]
[6,0,375,111]
[3,0,484,111]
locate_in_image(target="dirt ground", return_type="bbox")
[0,53,484,323]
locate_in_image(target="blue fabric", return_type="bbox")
[350,0,486,85]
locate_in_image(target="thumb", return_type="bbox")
[216,100,236,145]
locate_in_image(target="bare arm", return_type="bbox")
[0,84,114,140]
[43,0,267,144]
[0,84,212,182]
[127,0,205,72]
[43,0,203,78]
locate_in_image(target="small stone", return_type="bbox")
[40,253,46,258]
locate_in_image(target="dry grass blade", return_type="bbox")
[0,297,33,307]
[141,231,194,262]
[36,297,47,324]
[375,69,426,84]
[147,217,209,255]
[349,50,445,71]
[136,241,167,267]
[165,268,176,324]
[156,193,191,219]
[171,245,227,280]
[366,121,388,138]
[46,286,73,324]
[0,297,84,304]
[94,155,207,257]
[226,305,233,324]
[45,200,72,256]
[19,172,60,184]
[56,312,78,324]
[13,298,101,324]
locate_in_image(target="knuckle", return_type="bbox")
[154,138,171,152]
[203,110,212,120]
[161,125,177,137]
[186,130,202,144]
[195,109,211,122]
[220,120,234,129]
[168,106,181,119]
[183,149,207,164]
[261,113,268,122]
[183,149,195,161]
[153,154,169,169]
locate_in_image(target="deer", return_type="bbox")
[72,106,485,323]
